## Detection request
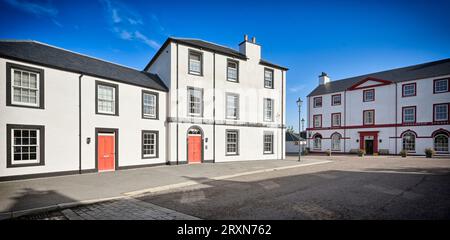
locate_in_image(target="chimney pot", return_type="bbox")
[251,37,256,43]
[319,72,331,85]
[244,34,248,41]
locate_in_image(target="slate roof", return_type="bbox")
[0,40,168,91]
[144,37,288,71]
[308,58,450,97]
[286,132,305,141]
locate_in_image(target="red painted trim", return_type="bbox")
[313,96,322,108]
[358,131,378,153]
[311,133,323,138]
[433,102,450,122]
[363,109,375,126]
[431,128,450,138]
[402,82,417,97]
[348,77,392,90]
[313,114,322,128]
[331,112,341,127]
[331,94,341,106]
[363,89,375,102]
[433,78,449,94]
[400,129,418,138]
[402,106,417,124]
[306,121,449,131]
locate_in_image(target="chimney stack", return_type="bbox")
[319,72,330,85]
[239,35,261,61]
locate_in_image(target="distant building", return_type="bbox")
[306,59,450,155]
[286,132,306,155]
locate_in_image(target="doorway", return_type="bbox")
[187,126,203,164]
[96,128,118,172]
[365,140,374,155]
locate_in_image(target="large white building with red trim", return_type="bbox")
[306,59,450,155]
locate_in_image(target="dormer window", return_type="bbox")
[188,50,202,75]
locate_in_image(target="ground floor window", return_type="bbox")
[434,134,449,153]
[402,132,416,152]
[142,131,158,158]
[331,133,341,151]
[7,124,44,167]
[313,135,322,150]
[263,132,274,154]
[226,130,239,155]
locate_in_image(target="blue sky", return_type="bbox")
[1,0,449,130]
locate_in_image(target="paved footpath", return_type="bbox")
[0,158,329,219]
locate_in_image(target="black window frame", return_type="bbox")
[264,68,274,89]
[188,50,203,76]
[142,90,159,120]
[95,80,119,116]
[6,62,45,109]
[141,130,159,159]
[6,124,45,168]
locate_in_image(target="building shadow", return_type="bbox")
[5,188,76,213]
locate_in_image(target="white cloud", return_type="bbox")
[289,85,306,93]
[134,31,160,50]
[3,0,58,17]
[112,9,121,23]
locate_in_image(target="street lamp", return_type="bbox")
[296,97,303,162]
[301,118,305,132]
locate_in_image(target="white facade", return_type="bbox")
[307,67,450,155]
[0,36,287,180]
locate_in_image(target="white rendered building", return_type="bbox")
[0,35,287,180]
[306,59,450,155]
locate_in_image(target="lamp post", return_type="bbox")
[296,97,303,162]
[301,118,305,154]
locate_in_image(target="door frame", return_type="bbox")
[359,131,378,155]
[95,128,119,171]
[186,126,204,163]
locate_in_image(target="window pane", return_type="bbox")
[22,72,29,87]
[30,74,37,88]
[13,87,21,102]
[14,70,21,86]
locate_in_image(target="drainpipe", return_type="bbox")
[78,74,84,174]
[213,53,216,163]
[176,43,179,165]
[344,90,347,152]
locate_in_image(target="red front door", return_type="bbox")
[98,134,115,171]
[188,135,202,163]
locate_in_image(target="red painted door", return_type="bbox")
[98,134,115,171]
[188,136,202,163]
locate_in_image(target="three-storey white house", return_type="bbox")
[0,35,287,180]
[306,59,450,156]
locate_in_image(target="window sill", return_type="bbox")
[225,153,239,156]
[7,162,44,168]
[96,112,119,116]
[188,72,203,77]
[263,152,274,155]
[142,156,158,159]
[7,103,44,109]
[143,116,159,120]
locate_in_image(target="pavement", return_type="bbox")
[0,157,329,219]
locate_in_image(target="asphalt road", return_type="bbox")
[138,156,450,220]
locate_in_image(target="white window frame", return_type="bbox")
[187,87,203,117]
[263,132,274,154]
[434,104,448,121]
[11,128,40,165]
[143,91,157,119]
[142,131,157,158]
[226,93,239,119]
[11,68,40,107]
[402,132,416,152]
[434,79,448,93]
[264,68,274,88]
[226,130,239,155]
[227,60,238,82]
[331,133,341,151]
[263,98,274,122]
[403,107,416,123]
[96,83,117,115]
[403,83,416,97]
[434,134,449,153]
[188,51,202,75]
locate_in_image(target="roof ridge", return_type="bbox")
[8,40,145,73]
[172,37,243,55]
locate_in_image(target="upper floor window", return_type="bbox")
[188,87,203,117]
[142,91,158,119]
[264,68,274,88]
[227,60,238,82]
[402,106,416,123]
[263,98,274,122]
[7,63,44,109]
[188,50,202,75]
[313,97,322,108]
[7,124,45,168]
[434,79,449,93]
[226,93,239,119]
[96,81,118,116]
[434,103,449,122]
[313,114,322,128]
[226,130,239,155]
[363,89,375,102]
[402,83,416,97]
[363,110,375,125]
[263,132,274,154]
[142,131,158,158]
[331,113,341,127]
[331,94,341,106]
